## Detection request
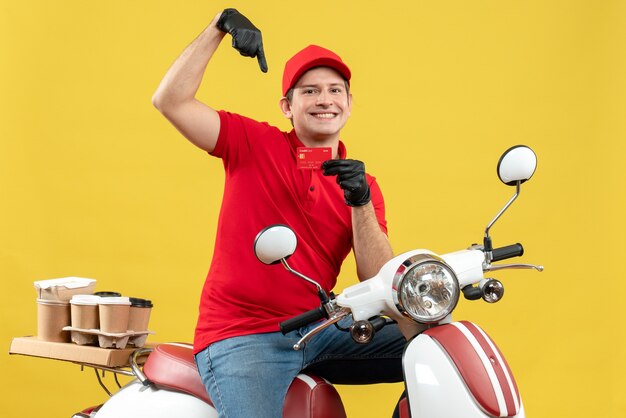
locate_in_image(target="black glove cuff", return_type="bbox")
[216,8,238,33]
[345,188,371,207]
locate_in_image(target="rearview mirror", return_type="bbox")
[497,145,537,186]
[254,225,297,265]
[484,145,538,259]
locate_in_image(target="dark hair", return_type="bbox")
[285,88,295,103]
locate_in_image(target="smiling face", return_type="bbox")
[279,66,352,148]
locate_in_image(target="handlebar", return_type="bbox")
[279,306,328,335]
[491,243,524,262]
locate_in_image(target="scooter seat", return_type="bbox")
[143,343,347,418]
[143,343,212,405]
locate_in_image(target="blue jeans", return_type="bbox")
[194,318,406,418]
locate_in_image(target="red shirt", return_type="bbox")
[193,111,388,353]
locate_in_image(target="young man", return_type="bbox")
[153,8,406,418]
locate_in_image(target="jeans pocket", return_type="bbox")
[194,346,213,385]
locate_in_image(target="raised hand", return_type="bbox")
[217,8,268,73]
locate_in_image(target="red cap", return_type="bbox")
[282,45,351,96]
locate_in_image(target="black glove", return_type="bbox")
[322,159,371,207]
[216,8,268,73]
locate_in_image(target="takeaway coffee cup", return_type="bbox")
[37,299,71,342]
[128,297,153,332]
[98,296,131,334]
[70,294,101,330]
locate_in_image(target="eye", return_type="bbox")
[330,87,342,94]
[302,88,317,95]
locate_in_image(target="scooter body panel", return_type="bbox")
[403,321,524,418]
[95,380,218,418]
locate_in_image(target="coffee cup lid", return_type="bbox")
[129,297,153,308]
[94,291,122,297]
[70,294,101,305]
[36,298,69,306]
[98,296,131,305]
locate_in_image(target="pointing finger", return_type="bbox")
[257,43,268,73]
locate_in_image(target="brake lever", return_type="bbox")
[484,263,544,272]
[293,308,351,351]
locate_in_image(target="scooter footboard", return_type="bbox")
[403,321,524,418]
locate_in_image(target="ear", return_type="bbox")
[346,92,353,117]
[279,97,292,119]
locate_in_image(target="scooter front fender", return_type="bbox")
[403,321,524,418]
[95,380,217,418]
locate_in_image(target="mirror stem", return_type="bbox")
[484,181,521,262]
[280,259,329,303]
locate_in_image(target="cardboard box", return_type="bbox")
[34,277,97,301]
[9,336,154,367]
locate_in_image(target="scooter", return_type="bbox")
[73,145,542,418]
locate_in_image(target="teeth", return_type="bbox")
[313,113,336,119]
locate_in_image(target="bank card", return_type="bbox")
[296,147,331,170]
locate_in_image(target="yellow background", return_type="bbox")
[2,1,625,417]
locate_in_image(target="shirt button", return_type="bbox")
[310,186,315,192]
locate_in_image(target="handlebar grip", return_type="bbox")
[279,307,327,335]
[491,243,524,262]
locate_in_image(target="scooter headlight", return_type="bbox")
[392,254,460,323]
